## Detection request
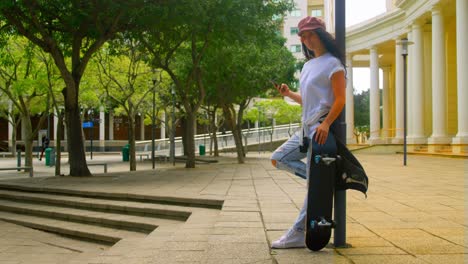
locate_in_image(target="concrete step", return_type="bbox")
[0,211,146,244]
[414,145,428,152]
[0,183,223,209]
[0,189,192,220]
[0,198,181,232]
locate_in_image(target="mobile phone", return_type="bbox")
[269,79,278,87]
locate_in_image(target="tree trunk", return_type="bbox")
[211,131,219,157]
[184,112,196,168]
[21,115,34,173]
[236,103,247,158]
[223,105,244,164]
[243,129,249,155]
[65,104,91,176]
[11,125,17,157]
[233,126,244,162]
[128,114,137,171]
[180,116,189,157]
[209,113,219,157]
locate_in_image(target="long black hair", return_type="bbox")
[301,28,346,70]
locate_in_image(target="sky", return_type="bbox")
[345,0,387,94]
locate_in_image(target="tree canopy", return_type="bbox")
[0,0,298,172]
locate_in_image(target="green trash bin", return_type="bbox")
[122,144,130,161]
[45,147,54,166]
[45,148,55,166]
[199,144,205,156]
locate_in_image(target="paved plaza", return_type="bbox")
[0,150,466,264]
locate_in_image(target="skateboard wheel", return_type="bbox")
[314,155,321,164]
[317,218,332,227]
[310,220,317,229]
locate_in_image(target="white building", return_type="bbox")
[281,0,331,60]
[345,0,466,153]
[281,0,466,154]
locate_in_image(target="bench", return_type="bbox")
[137,152,150,162]
[0,152,10,158]
[88,163,108,173]
[136,143,162,162]
[0,167,33,177]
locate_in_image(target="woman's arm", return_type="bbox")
[276,83,302,105]
[314,70,346,145]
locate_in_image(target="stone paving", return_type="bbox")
[0,151,466,263]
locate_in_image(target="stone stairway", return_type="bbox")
[0,183,222,246]
[410,144,468,158]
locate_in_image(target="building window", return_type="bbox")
[311,9,323,17]
[290,10,301,17]
[290,27,299,35]
[290,45,301,53]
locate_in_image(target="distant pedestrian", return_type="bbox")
[39,135,50,161]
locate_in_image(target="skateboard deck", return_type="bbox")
[305,133,337,251]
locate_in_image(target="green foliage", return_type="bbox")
[92,40,154,116]
[0,36,53,115]
[354,89,370,128]
[202,34,296,108]
[246,99,301,126]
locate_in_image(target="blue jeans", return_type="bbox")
[271,131,307,179]
[271,131,313,232]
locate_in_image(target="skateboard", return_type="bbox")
[305,132,337,251]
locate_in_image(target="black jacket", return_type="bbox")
[335,138,369,197]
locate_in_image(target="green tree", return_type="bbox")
[0,0,161,176]
[0,36,51,170]
[252,98,301,133]
[36,49,66,176]
[93,40,153,171]
[354,89,370,139]
[202,36,296,163]
[0,91,20,156]
[143,0,293,167]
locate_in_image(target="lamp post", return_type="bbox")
[151,71,158,170]
[257,106,263,154]
[170,85,176,166]
[399,38,411,166]
[87,109,94,160]
[47,95,50,141]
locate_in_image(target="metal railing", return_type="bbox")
[136,123,301,157]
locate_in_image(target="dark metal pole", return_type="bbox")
[399,37,409,166]
[152,80,156,169]
[334,0,347,248]
[90,125,93,160]
[403,54,407,166]
[17,150,21,171]
[47,95,50,140]
[171,86,176,166]
[90,110,93,160]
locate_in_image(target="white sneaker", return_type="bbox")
[271,228,305,249]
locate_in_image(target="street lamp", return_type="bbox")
[257,106,263,154]
[87,109,94,160]
[151,69,159,170]
[398,37,412,166]
[170,85,176,166]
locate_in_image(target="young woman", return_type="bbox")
[270,16,346,249]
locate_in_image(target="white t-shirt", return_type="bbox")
[299,53,344,137]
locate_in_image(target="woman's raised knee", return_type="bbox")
[271,159,277,167]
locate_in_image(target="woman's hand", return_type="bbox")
[314,121,330,145]
[275,83,290,97]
